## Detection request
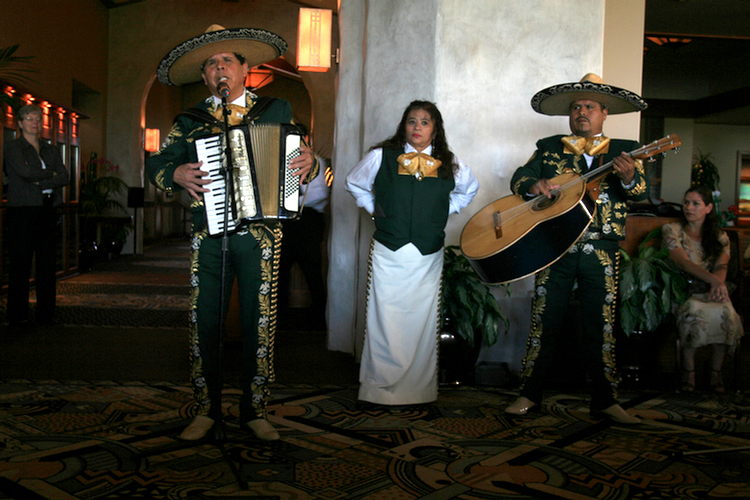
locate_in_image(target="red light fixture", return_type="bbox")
[145,128,160,152]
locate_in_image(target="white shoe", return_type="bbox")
[179,415,215,440]
[245,419,280,441]
[505,397,537,415]
[596,404,640,424]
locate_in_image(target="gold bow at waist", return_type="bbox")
[397,152,442,180]
[211,103,249,126]
[562,135,610,156]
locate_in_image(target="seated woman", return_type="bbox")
[663,185,744,393]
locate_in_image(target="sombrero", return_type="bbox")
[156,24,288,86]
[530,73,647,116]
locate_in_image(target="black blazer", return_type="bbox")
[3,136,69,207]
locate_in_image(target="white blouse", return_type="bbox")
[345,143,479,215]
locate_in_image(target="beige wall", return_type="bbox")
[661,119,750,211]
[604,0,646,140]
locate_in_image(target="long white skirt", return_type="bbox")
[358,240,442,405]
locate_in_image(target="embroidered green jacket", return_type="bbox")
[146,91,318,226]
[510,134,649,241]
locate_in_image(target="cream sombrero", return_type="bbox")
[156,24,288,86]
[530,73,647,116]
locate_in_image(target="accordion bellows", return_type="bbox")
[196,123,303,236]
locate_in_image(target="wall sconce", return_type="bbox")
[145,128,160,152]
[71,114,79,140]
[57,109,66,141]
[297,8,332,72]
[40,101,52,139]
[245,66,274,90]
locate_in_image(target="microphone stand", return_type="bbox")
[132,86,249,490]
[208,85,248,489]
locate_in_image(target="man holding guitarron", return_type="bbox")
[505,73,649,424]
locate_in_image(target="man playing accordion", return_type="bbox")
[146,24,317,442]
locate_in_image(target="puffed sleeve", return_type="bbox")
[661,222,682,251]
[345,148,383,215]
[449,154,479,214]
[719,231,731,257]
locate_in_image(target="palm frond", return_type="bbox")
[0,44,38,87]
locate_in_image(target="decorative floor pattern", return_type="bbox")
[0,245,190,328]
[1,381,749,499]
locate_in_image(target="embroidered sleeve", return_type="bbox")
[623,158,649,200]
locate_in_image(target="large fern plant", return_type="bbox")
[618,228,689,335]
[441,245,510,347]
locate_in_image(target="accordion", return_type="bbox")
[195,123,303,236]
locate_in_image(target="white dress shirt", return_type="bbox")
[345,143,479,215]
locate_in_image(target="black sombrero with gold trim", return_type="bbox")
[531,73,647,116]
[156,24,288,86]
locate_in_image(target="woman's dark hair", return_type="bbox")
[682,185,723,265]
[370,100,457,180]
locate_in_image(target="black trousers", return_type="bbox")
[188,224,280,422]
[6,205,59,324]
[278,208,327,318]
[519,239,621,411]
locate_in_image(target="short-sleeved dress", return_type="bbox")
[662,222,744,352]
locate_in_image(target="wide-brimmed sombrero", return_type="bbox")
[530,73,647,116]
[156,24,288,86]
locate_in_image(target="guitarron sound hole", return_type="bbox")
[532,191,559,211]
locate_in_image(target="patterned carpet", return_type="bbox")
[2,240,750,498]
[0,241,190,328]
[1,381,750,499]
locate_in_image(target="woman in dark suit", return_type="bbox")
[3,104,69,326]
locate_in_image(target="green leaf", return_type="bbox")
[441,245,510,346]
[633,259,655,292]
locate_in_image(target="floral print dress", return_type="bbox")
[662,222,744,352]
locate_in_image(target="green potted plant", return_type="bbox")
[691,150,720,192]
[439,245,510,384]
[618,228,689,336]
[617,227,690,382]
[691,150,722,212]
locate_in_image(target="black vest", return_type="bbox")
[372,148,455,255]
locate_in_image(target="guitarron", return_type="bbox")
[460,135,682,284]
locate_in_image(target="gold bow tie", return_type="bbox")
[397,152,442,180]
[211,103,249,126]
[562,135,610,156]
